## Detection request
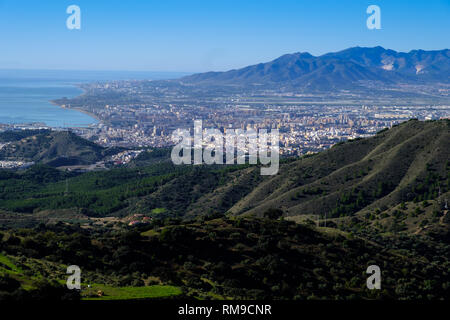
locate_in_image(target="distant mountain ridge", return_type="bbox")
[182,46,450,91]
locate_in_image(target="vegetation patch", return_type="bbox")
[82,284,182,300]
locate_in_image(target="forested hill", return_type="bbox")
[231,119,449,215]
[228,119,449,234]
[0,130,105,166]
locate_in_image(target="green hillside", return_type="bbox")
[0,129,52,143]
[228,120,449,230]
[0,130,105,165]
[1,215,449,300]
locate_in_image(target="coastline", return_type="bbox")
[49,84,101,124]
[0,77,100,128]
[50,100,101,123]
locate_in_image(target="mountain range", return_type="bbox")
[181,46,450,91]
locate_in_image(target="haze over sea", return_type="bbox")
[0,69,189,128]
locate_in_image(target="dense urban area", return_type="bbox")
[1,80,449,159]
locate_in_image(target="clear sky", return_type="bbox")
[0,0,448,72]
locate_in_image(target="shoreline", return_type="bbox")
[0,81,100,129]
[50,100,101,123]
[49,83,102,124]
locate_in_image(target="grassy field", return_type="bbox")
[151,207,167,215]
[82,284,182,300]
[1,251,182,301]
[0,253,21,273]
[141,229,160,237]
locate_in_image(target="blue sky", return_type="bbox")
[0,0,448,72]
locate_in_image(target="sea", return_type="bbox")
[0,69,189,128]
